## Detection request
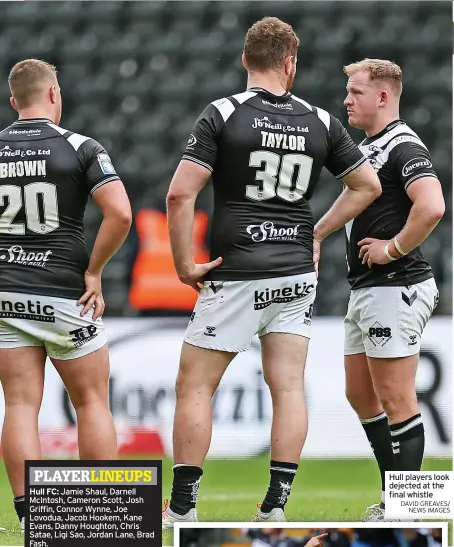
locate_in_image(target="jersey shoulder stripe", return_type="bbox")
[361,123,426,151]
[211,97,236,122]
[292,95,330,131]
[46,122,68,136]
[67,133,91,151]
[47,123,92,151]
[231,91,257,104]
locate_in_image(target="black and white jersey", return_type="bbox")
[0,118,119,299]
[346,119,437,289]
[182,88,366,281]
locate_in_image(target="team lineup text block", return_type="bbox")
[26,460,162,547]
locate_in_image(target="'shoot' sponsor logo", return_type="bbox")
[246,221,300,242]
[0,245,52,267]
[254,282,315,310]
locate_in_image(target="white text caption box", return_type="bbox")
[385,471,453,519]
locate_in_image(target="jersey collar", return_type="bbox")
[247,87,292,100]
[363,119,406,143]
[13,118,53,125]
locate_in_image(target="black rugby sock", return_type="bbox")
[360,412,394,507]
[261,460,298,513]
[390,414,425,471]
[169,465,203,515]
[14,496,25,522]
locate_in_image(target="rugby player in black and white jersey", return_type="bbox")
[163,18,381,526]
[315,59,444,521]
[0,60,132,530]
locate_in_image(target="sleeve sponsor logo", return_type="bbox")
[402,157,432,177]
[186,134,197,150]
[97,153,117,175]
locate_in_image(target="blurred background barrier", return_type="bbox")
[0,317,450,458]
[0,0,450,317]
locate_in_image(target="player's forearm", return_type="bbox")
[314,186,376,241]
[87,215,131,274]
[166,195,196,278]
[390,201,444,257]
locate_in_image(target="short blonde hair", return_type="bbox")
[8,59,58,108]
[244,17,300,71]
[344,58,402,97]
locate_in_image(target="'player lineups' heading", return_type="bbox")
[31,467,156,484]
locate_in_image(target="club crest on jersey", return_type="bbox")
[365,145,384,168]
[97,153,116,175]
[186,134,197,150]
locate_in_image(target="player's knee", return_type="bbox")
[69,387,109,411]
[174,372,217,400]
[4,385,43,408]
[267,376,302,397]
[378,389,417,419]
[5,396,41,410]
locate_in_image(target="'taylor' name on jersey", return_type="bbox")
[261,132,306,151]
[0,160,46,178]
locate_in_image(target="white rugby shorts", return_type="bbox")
[0,291,107,359]
[185,272,317,352]
[344,278,438,358]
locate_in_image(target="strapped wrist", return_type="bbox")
[384,244,398,261]
[394,237,408,256]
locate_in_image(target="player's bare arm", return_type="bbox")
[314,161,381,243]
[80,180,132,318]
[166,159,222,291]
[313,160,381,269]
[359,176,444,268]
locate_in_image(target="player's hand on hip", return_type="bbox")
[358,238,392,268]
[313,238,321,279]
[78,270,105,319]
[178,257,223,292]
[306,534,328,547]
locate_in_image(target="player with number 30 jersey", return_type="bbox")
[164,17,381,526]
[183,89,367,280]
